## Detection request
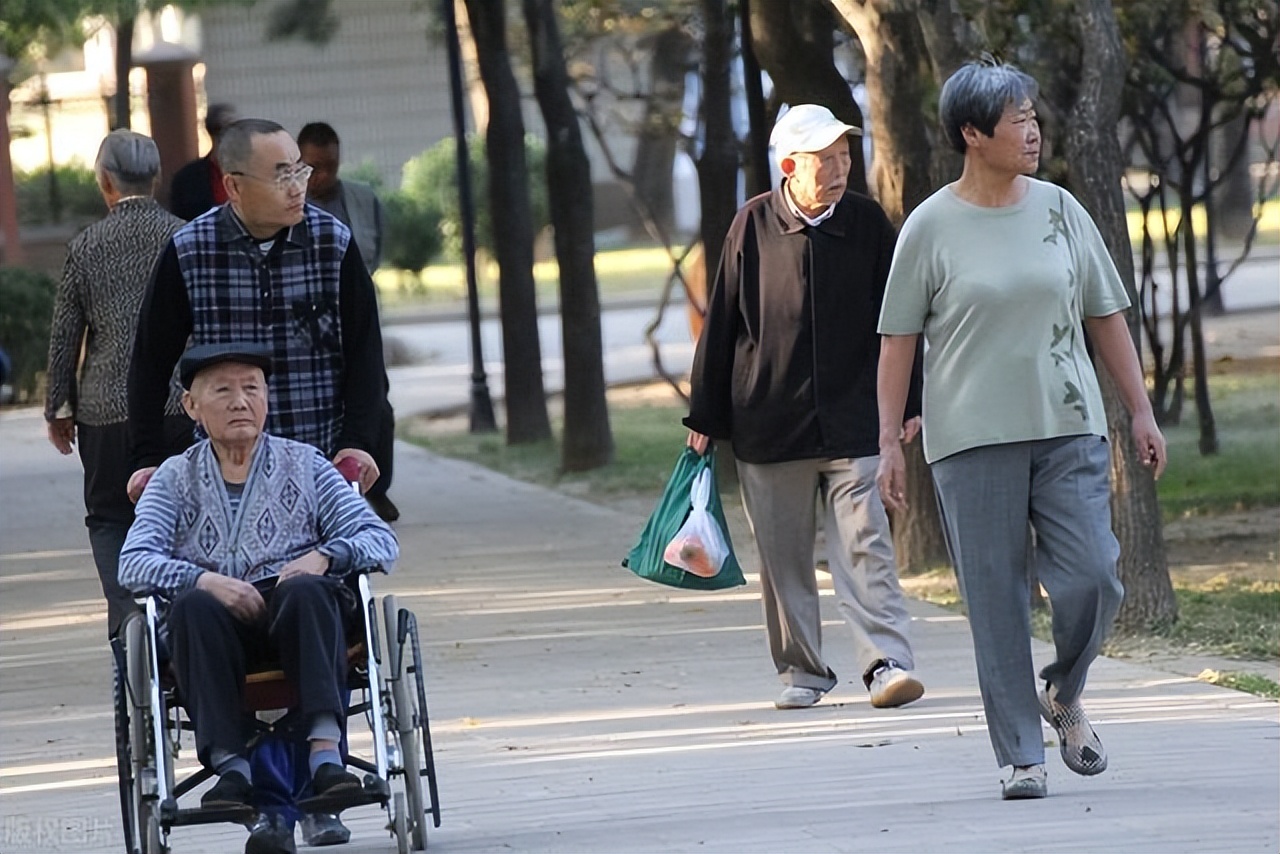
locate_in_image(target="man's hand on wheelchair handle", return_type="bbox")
[127,467,158,503]
[196,572,266,623]
[278,549,330,582]
[332,448,379,494]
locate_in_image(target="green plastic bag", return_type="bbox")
[622,447,746,590]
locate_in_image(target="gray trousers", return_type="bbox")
[931,435,1123,768]
[738,456,915,692]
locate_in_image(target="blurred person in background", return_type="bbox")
[170,103,238,221]
[44,129,194,641]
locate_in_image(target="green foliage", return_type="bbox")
[264,0,338,43]
[14,162,106,225]
[381,191,443,274]
[0,267,56,401]
[1,1,256,82]
[344,159,386,193]
[0,0,92,78]
[400,134,549,260]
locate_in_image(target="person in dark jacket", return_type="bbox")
[168,103,237,221]
[685,104,925,712]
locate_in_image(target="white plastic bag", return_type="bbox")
[662,468,730,578]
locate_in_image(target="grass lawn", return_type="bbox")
[374,246,681,307]
[1156,370,1280,518]
[403,385,691,504]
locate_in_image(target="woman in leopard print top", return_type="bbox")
[43,130,194,639]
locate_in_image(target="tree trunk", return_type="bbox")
[1181,197,1218,455]
[463,0,552,444]
[739,0,772,198]
[913,0,968,184]
[1213,111,1255,241]
[752,0,867,194]
[631,25,693,241]
[830,0,950,572]
[112,14,134,130]
[523,0,614,471]
[1064,0,1174,630]
[697,0,739,289]
[830,0,932,219]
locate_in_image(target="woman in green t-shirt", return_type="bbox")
[875,59,1167,801]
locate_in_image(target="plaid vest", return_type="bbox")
[173,205,351,455]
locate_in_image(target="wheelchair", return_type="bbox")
[112,571,441,853]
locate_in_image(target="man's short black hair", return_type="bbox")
[217,119,288,173]
[298,122,340,149]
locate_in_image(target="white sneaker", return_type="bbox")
[775,685,826,709]
[868,661,924,708]
[1001,764,1048,800]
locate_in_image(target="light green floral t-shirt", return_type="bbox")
[878,178,1130,463]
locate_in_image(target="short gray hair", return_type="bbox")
[216,118,288,174]
[94,130,161,195]
[939,59,1039,154]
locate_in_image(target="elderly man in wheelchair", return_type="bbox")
[117,342,419,853]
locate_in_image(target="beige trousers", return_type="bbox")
[738,455,916,691]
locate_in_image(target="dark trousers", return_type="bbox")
[167,574,356,769]
[78,415,194,638]
[367,398,395,500]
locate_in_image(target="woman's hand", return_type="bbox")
[47,418,75,455]
[1131,409,1167,479]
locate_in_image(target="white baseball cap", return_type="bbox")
[769,104,861,170]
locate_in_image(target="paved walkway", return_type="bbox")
[1,407,1276,854]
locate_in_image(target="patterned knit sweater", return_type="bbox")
[45,198,186,425]
[120,433,397,598]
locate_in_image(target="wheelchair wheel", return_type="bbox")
[383,595,430,850]
[124,614,170,854]
[112,638,139,854]
[392,792,410,854]
[403,608,441,837]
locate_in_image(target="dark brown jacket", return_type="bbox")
[684,185,919,464]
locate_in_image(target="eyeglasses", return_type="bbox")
[229,164,313,191]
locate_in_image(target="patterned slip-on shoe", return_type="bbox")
[1040,686,1108,776]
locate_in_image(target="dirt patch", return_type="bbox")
[1164,506,1279,581]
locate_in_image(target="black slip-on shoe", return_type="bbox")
[202,769,254,809]
[312,763,362,798]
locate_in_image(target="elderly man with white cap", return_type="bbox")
[684,104,925,710]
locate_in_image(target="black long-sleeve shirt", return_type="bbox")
[128,205,387,469]
[685,186,921,464]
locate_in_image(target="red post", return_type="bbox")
[134,42,199,209]
[0,64,26,266]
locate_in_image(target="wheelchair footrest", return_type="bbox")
[294,774,390,815]
[167,802,257,828]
